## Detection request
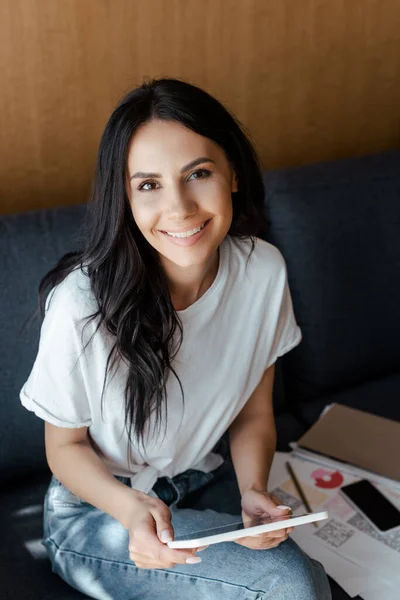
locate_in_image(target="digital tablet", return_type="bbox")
[167,511,329,548]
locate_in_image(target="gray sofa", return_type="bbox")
[1,149,399,599]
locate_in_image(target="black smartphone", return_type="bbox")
[340,479,400,532]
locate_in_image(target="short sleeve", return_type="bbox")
[20,279,93,428]
[264,250,302,369]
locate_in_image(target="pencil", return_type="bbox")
[285,461,319,528]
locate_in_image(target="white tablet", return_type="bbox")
[167,511,328,549]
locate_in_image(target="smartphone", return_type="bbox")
[167,511,329,548]
[340,479,400,532]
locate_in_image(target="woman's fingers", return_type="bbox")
[130,535,198,565]
[249,528,289,540]
[235,528,289,550]
[270,494,292,512]
[126,496,209,570]
[130,554,176,569]
[235,536,287,550]
[130,546,208,569]
[265,527,290,539]
[150,503,176,545]
[130,548,204,569]
[130,514,199,565]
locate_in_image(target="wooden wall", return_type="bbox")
[1,0,399,215]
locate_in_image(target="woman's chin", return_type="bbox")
[161,252,210,270]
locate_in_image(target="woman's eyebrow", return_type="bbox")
[130,157,215,180]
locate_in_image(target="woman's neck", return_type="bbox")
[162,248,220,311]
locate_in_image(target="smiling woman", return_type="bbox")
[127,119,237,307]
[19,78,331,600]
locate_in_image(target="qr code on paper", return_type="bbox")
[348,512,400,552]
[315,519,355,548]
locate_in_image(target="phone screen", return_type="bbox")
[341,480,400,532]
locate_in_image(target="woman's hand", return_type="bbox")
[234,488,294,550]
[126,492,207,569]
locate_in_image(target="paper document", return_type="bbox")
[290,445,400,492]
[268,452,400,596]
[290,529,369,597]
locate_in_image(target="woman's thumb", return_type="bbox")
[154,513,174,544]
[269,494,292,515]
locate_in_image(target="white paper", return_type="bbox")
[290,530,367,597]
[359,581,398,600]
[268,452,400,594]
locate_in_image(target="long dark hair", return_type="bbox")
[39,77,268,451]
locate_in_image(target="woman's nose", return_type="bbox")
[166,188,197,220]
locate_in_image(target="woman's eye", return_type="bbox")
[138,169,211,191]
[188,168,212,181]
[138,181,158,192]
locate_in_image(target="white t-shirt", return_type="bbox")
[20,235,302,494]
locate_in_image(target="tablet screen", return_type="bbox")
[172,514,295,542]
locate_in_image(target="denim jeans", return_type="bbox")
[42,461,331,600]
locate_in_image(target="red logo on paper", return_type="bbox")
[311,468,344,489]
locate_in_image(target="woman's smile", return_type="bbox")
[158,218,212,246]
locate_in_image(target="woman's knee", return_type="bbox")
[260,539,331,600]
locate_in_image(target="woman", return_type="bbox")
[20,78,331,599]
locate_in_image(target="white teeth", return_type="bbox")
[165,222,207,238]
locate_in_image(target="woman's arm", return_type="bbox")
[45,423,200,567]
[228,364,276,495]
[229,364,293,550]
[45,422,144,528]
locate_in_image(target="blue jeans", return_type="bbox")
[42,460,331,600]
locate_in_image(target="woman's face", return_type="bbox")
[126,119,238,270]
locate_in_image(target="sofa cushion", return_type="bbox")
[0,204,85,481]
[298,372,400,427]
[262,150,400,418]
